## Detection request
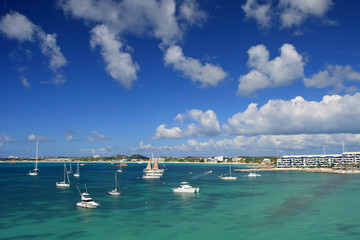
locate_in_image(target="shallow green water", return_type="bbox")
[1,163,360,240]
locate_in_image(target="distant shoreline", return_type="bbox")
[4,161,360,174]
[3,160,253,165]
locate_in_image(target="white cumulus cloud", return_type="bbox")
[304,65,360,93]
[0,11,67,84]
[279,0,334,28]
[0,11,36,41]
[59,0,220,88]
[86,130,108,141]
[153,109,221,139]
[242,0,272,28]
[238,43,304,96]
[224,93,360,136]
[164,45,227,87]
[90,24,139,89]
[242,0,334,29]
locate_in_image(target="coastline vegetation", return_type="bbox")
[1,154,278,164]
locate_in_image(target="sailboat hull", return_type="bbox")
[108,190,121,196]
[56,182,70,188]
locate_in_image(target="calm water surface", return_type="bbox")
[1,163,360,240]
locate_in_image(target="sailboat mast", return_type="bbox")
[35,136,39,170]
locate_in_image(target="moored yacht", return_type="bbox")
[28,137,39,176]
[219,165,237,180]
[173,182,199,193]
[73,161,80,178]
[108,172,121,196]
[247,170,261,177]
[76,185,99,208]
[56,164,70,188]
[142,172,162,179]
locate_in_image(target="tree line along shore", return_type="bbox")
[2,154,277,165]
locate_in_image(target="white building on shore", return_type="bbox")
[277,152,360,168]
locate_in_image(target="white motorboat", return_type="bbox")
[56,164,70,188]
[76,185,99,208]
[73,161,80,178]
[247,170,261,177]
[142,173,162,179]
[108,172,121,196]
[219,165,237,180]
[28,137,39,176]
[173,182,199,193]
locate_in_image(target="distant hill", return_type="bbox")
[129,154,149,160]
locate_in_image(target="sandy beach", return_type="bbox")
[233,167,360,174]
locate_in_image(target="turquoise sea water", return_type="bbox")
[1,162,360,240]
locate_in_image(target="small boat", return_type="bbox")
[205,170,213,174]
[28,137,39,176]
[73,161,80,178]
[142,173,162,179]
[56,164,70,188]
[76,185,99,208]
[80,163,85,166]
[173,182,199,193]
[219,165,237,180]
[247,169,261,177]
[143,155,165,175]
[67,164,73,174]
[108,172,121,196]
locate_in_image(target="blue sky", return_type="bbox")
[1,0,360,158]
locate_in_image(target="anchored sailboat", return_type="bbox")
[73,161,80,178]
[28,137,39,176]
[67,164,73,174]
[219,164,237,180]
[142,155,164,179]
[108,172,121,196]
[56,164,70,188]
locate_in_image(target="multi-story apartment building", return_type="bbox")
[277,152,360,168]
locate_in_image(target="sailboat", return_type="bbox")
[108,172,121,196]
[142,155,164,179]
[219,164,237,180]
[143,155,164,174]
[67,164,73,174]
[73,161,80,178]
[28,137,39,176]
[56,164,70,188]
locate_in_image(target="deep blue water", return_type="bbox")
[1,162,360,240]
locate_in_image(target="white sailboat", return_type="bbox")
[73,161,80,178]
[28,137,39,176]
[219,164,237,180]
[108,172,121,196]
[67,164,73,174]
[56,164,70,188]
